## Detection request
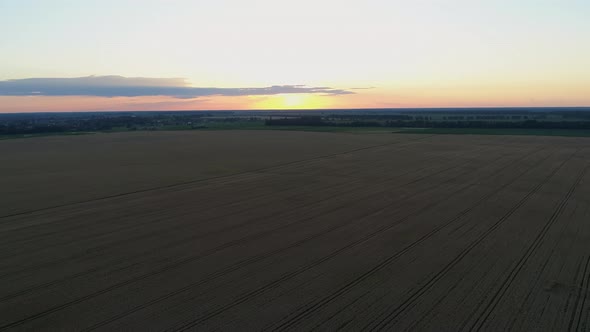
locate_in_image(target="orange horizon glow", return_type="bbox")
[2,82,589,113]
[2,2,590,113]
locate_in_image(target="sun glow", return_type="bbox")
[253,93,330,110]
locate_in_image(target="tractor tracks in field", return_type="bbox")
[0,164,369,260]
[568,256,590,331]
[0,135,435,220]
[267,147,552,331]
[80,150,509,331]
[0,143,504,330]
[466,162,587,331]
[165,148,548,331]
[0,140,452,257]
[0,140,493,330]
[359,149,577,331]
[0,145,470,296]
[169,184,483,331]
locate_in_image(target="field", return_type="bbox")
[395,127,590,137]
[1,130,590,331]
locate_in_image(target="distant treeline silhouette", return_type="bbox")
[265,116,590,129]
[0,116,151,135]
[265,116,381,127]
[4,111,590,136]
[0,113,232,135]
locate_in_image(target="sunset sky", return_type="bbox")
[1,0,589,112]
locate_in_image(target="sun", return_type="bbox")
[282,94,307,108]
[253,93,328,109]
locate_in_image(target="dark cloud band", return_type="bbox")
[0,76,354,98]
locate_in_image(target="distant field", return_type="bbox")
[0,130,398,215]
[6,122,590,140]
[1,130,590,330]
[395,127,590,137]
[0,131,92,140]
[0,122,397,140]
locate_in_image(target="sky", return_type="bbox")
[1,0,589,112]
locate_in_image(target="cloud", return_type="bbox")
[0,76,354,98]
[349,86,377,90]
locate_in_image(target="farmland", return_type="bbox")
[4,108,590,140]
[1,130,590,331]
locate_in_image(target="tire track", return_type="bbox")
[81,147,510,331]
[0,164,369,259]
[268,148,549,331]
[0,135,434,220]
[0,178,369,301]
[466,162,586,331]
[81,213,374,331]
[409,159,584,332]
[0,138,434,233]
[362,148,571,331]
[535,203,586,331]
[0,145,468,293]
[0,141,451,253]
[1,138,447,278]
[411,159,585,332]
[567,256,590,331]
[166,149,546,331]
[0,173,418,302]
[1,140,485,330]
[506,170,587,330]
[170,187,470,332]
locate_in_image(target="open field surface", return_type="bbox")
[395,127,590,137]
[1,130,590,331]
[0,131,395,216]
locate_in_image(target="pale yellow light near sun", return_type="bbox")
[254,94,329,109]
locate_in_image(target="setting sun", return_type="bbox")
[282,94,306,108]
[254,93,330,110]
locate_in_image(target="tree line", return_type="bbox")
[265,117,590,129]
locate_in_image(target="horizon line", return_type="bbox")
[2,106,590,115]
